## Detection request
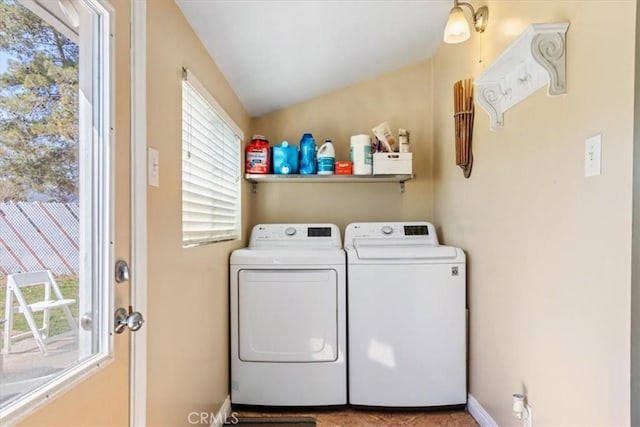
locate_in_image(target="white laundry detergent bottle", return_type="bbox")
[317,140,336,175]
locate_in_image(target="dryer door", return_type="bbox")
[238,269,338,362]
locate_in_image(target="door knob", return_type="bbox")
[80,312,93,331]
[114,305,144,334]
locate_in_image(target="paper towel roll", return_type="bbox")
[350,134,372,175]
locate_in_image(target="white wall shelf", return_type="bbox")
[474,22,570,131]
[245,173,414,193]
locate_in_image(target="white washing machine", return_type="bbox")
[230,223,346,406]
[345,221,466,407]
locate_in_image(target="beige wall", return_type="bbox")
[250,60,435,230]
[432,1,635,425]
[146,1,251,426]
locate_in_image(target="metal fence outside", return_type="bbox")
[0,202,79,275]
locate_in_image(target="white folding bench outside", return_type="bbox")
[2,270,77,355]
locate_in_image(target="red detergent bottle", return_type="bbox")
[245,135,271,174]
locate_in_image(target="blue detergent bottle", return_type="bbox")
[272,141,299,174]
[299,133,317,175]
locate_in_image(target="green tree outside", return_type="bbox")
[0,0,78,203]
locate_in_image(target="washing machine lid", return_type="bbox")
[344,222,459,261]
[351,241,457,260]
[249,223,342,249]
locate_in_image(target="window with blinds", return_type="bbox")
[182,69,242,247]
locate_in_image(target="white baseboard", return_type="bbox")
[468,393,498,427]
[210,395,232,427]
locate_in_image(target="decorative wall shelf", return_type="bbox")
[245,173,414,193]
[474,23,570,131]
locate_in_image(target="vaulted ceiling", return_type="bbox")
[176,0,452,117]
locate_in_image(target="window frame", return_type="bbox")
[181,68,243,248]
[0,0,115,423]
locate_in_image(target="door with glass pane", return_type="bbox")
[0,0,133,425]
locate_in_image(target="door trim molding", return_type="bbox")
[131,1,148,426]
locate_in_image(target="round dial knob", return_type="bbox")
[381,226,393,235]
[285,227,296,236]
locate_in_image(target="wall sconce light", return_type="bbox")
[58,0,80,28]
[443,0,489,44]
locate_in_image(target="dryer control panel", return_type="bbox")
[344,222,439,247]
[249,223,342,248]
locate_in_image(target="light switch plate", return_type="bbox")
[584,134,601,177]
[148,147,159,187]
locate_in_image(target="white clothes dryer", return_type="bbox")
[230,224,346,406]
[345,222,466,407]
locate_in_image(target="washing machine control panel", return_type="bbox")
[344,222,439,247]
[249,223,342,248]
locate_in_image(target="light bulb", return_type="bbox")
[443,6,471,44]
[58,0,79,28]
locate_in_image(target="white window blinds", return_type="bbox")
[182,69,242,247]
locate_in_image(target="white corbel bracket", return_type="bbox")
[474,23,569,131]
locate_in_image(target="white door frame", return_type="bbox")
[131,1,148,425]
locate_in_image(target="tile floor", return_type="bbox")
[236,407,479,427]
